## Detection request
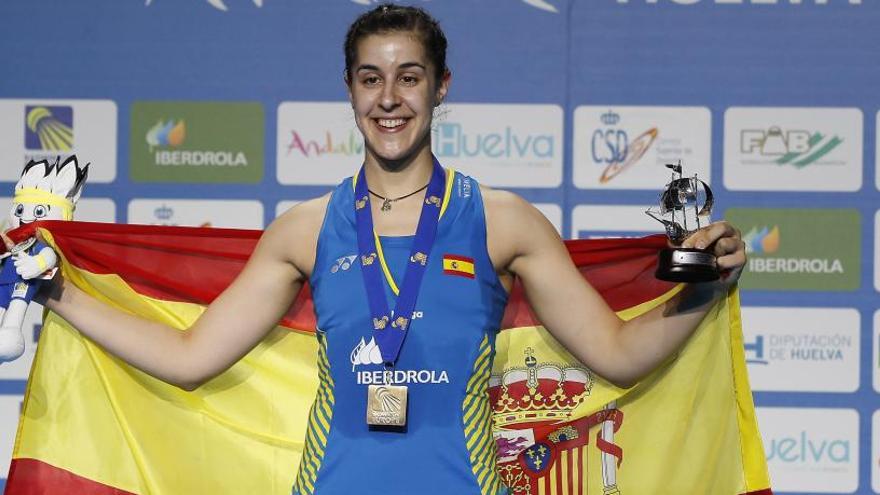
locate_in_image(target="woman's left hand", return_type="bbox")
[680,220,747,286]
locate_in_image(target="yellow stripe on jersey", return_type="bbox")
[462,335,501,495]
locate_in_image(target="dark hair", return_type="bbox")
[344,4,449,84]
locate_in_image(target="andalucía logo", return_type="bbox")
[25,105,73,151]
[285,129,363,158]
[740,126,843,168]
[130,101,263,183]
[725,208,860,291]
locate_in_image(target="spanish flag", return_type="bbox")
[443,254,475,279]
[3,221,771,494]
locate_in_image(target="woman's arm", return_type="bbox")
[41,195,330,390]
[485,189,745,389]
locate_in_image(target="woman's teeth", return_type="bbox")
[377,118,406,129]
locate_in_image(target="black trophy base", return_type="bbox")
[655,247,720,283]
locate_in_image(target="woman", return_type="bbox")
[37,5,745,495]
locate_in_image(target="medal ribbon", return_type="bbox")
[354,158,445,366]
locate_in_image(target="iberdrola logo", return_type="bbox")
[146,120,186,151]
[743,226,780,255]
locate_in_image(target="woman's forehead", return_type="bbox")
[354,32,429,70]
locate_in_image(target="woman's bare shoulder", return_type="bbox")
[479,184,542,229]
[260,193,333,276]
[272,193,332,231]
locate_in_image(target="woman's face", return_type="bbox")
[348,32,448,167]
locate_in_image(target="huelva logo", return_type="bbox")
[432,122,555,160]
[725,208,859,291]
[766,431,851,464]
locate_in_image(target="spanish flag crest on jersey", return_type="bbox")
[3,221,771,495]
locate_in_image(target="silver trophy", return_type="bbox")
[645,162,719,283]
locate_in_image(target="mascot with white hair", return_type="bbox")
[0,155,88,362]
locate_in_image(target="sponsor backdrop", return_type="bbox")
[0,1,878,493]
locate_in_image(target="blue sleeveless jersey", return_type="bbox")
[293,170,509,495]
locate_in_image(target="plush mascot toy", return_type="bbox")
[0,155,88,362]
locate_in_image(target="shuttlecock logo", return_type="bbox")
[25,106,73,151]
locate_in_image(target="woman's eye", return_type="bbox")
[14,204,23,216]
[399,75,418,86]
[33,205,47,218]
[362,76,381,86]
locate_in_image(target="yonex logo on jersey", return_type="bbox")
[331,255,357,273]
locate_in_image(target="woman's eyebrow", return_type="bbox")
[356,62,426,72]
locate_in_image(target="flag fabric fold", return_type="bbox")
[3,221,771,495]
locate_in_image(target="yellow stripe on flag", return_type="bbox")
[492,286,771,494]
[13,230,320,494]
[443,256,475,277]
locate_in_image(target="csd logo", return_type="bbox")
[331,255,357,273]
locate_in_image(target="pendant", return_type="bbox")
[381,198,392,211]
[366,383,408,427]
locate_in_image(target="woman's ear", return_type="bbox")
[435,70,451,107]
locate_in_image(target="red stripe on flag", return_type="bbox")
[742,490,774,495]
[7,221,318,332]
[576,447,582,495]
[443,269,475,279]
[7,222,674,333]
[566,449,574,495]
[443,254,474,263]
[5,458,138,495]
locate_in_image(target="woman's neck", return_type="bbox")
[363,146,435,199]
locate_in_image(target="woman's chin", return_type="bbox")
[369,147,421,166]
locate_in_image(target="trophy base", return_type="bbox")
[655,248,720,283]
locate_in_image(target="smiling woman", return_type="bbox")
[35,4,747,495]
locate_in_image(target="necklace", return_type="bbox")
[368,183,429,212]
